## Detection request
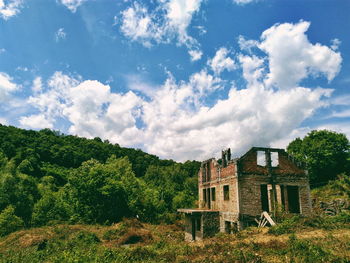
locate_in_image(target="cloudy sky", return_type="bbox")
[0,0,349,161]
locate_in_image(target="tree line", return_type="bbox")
[0,124,199,235]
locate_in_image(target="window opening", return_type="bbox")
[223,185,230,200]
[257,151,266,166]
[207,188,211,209]
[211,187,216,201]
[271,152,279,167]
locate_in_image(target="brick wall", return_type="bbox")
[197,147,312,222]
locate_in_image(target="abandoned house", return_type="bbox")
[178,147,312,241]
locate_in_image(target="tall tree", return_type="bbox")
[287,130,349,186]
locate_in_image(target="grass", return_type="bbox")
[0,217,350,263]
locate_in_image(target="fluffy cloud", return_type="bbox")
[19,114,54,129]
[55,28,66,42]
[19,21,342,161]
[0,72,19,103]
[0,0,22,20]
[259,21,342,89]
[21,72,144,146]
[120,0,203,57]
[59,0,86,12]
[189,49,203,61]
[208,47,236,75]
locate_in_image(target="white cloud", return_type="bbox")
[55,28,67,42]
[0,0,23,20]
[259,21,342,89]
[18,21,343,161]
[238,35,258,53]
[22,72,144,146]
[331,38,341,51]
[0,72,19,103]
[208,47,236,75]
[59,0,86,12]
[0,48,5,54]
[120,0,203,58]
[233,0,255,5]
[165,0,202,45]
[32,77,42,93]
[19,114,54,129]
[328,109,350,118]
[330,94,350,106]
[238,54,264,87]
[0,117,8,125]
[126,74,157,97]
[189,49,202,61]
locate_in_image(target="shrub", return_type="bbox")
[0,205,24,236]
[268,216,299,235]
[71,231,100,245]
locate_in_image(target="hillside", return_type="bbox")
[0,218,349,263]
[0,124,200,229]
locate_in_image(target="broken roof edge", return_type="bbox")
[201,147,285,165]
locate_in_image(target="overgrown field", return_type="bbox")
[0,216,349,263]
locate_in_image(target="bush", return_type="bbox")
[0,205,24,236]
[71,231,100,245]
[268,216,299,235]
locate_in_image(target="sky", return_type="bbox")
[0,0,349,161]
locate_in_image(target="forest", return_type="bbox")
[0,124,200,234]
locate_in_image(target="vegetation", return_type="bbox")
[287,130,349,186]
[0,124,199,232]
[0,217,350,262]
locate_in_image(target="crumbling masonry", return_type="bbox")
[178,147,312,241]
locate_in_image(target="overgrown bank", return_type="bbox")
[0,217,349,263]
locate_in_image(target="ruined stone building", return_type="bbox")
[178,147,312,241]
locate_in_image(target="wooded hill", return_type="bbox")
[0,124,200,232]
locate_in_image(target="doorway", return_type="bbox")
[287,186,300,213]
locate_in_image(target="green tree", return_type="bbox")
[287,130,349,186]
[0,172,39,225]
[0,205,24,236]
[65,157,132,224]
[31,190,71,226]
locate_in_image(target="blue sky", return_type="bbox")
[0,0,349,161]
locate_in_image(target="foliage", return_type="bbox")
[1,220,350,263]
[268,216,299,235]
[287,129,349,185]
[0,205,24,236]
[0,172,39,225]
[0,124,199,231]
[31,190,71,226]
